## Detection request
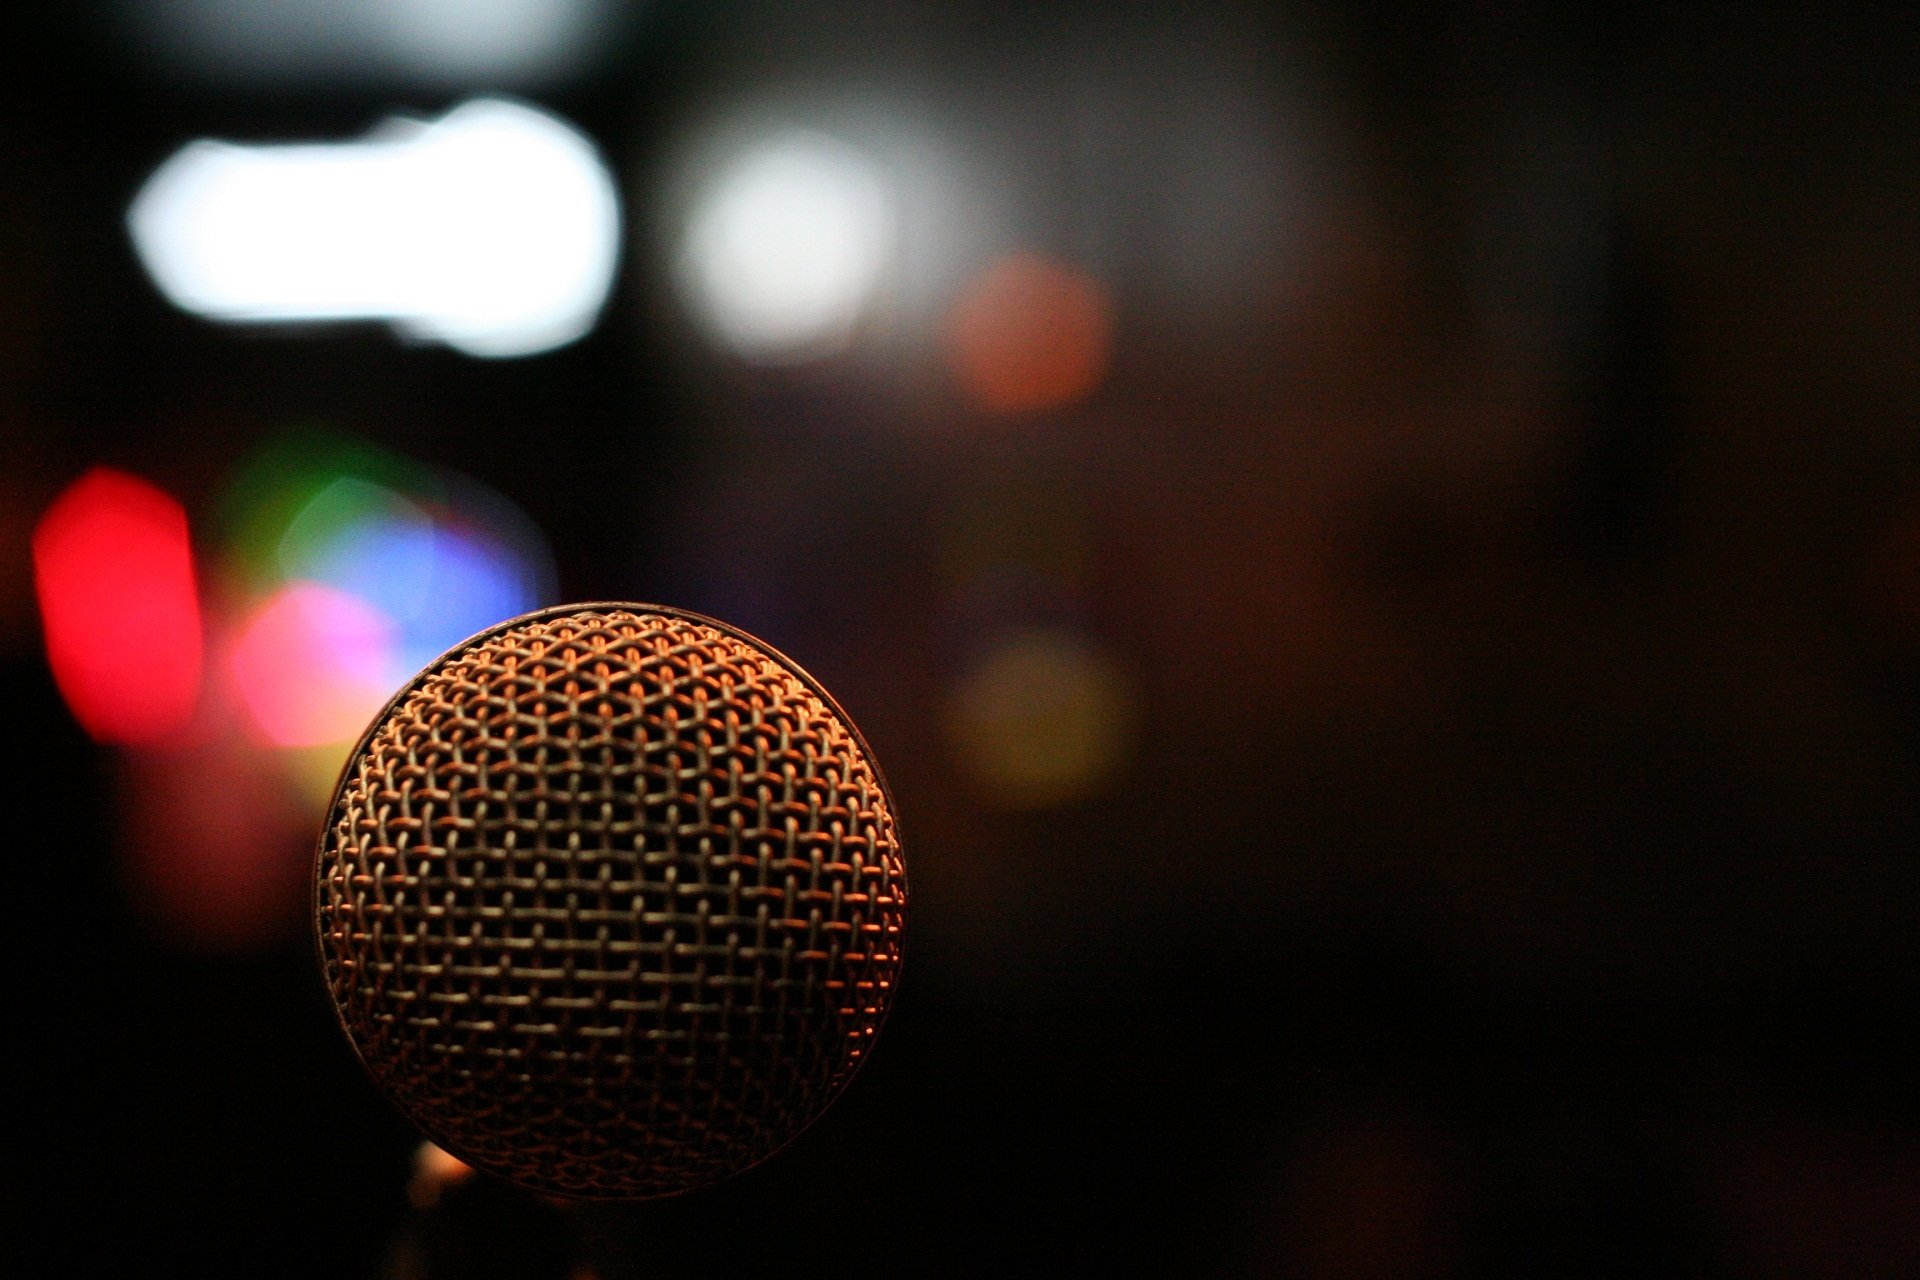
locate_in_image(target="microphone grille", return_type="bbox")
[315,605,906,1199]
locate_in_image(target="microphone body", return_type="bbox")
[315,604,906,1199]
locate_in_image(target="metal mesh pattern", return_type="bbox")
[316,606,905,1199]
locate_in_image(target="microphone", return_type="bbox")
[314,604,906,1199]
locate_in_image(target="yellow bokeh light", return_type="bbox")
[945,627,1135,810]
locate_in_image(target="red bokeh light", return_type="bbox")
[31,467,204,744]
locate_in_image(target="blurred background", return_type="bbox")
[3,3,1916,1276]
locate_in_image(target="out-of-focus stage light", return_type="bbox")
[407,1143,477,1211]
[277,476,540,678]
[945,625,1136,810]
[675,129,895,364]
[946,254,1113,414]
[119,719,309,949]
[128,99,620,358]
[215,431,556,760]
[115,0,623,88]
[32,468,203,745]
[93,433,558,950]
[230,582,400,749]
[219,432,431,594]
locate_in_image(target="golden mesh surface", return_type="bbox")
[315,606,906,1199]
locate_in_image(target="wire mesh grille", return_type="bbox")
[315,606,906,1199]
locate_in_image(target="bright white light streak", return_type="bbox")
[128,99,620,357]
[677,130,895,363]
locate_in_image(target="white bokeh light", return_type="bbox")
[128,99,620,358]
[117,0,619,87]
[676,130,895,363]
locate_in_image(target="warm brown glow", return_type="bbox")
[407,1142,476,1210]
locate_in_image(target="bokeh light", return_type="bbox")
[85,432,559,946]
[230,582,400,749]
[945,254,1113,414]
[675,129,895,363]
[32,468,203,744]
[407,1143,477,1211]
[114,0,624,88]
[215,434,554,755]
[944,625,1136,810]
[128,98,621,357]
[118,714,309,949]
[278,476,542,676]
[218,432,435,596]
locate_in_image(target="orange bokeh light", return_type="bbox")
[945,254,1113,414]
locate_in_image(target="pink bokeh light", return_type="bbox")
[229,581,400,747]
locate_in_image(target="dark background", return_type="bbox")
[4,3,1916,1276]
